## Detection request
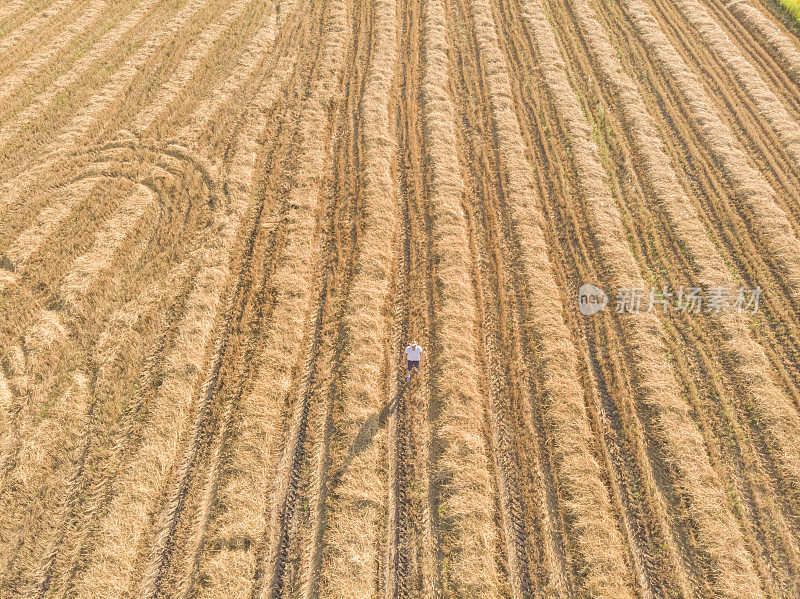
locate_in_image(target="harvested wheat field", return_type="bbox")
[4,0,800,596]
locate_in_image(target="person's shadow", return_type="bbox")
[332,380,406,482]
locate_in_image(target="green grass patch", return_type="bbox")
[776,0,800,20]
[766,0,800,34]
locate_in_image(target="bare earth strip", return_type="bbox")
[253,0,348,593]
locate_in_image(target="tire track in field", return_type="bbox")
[458,4,544,595]
[548,0,800,591]
[61,34,306,593]
[389,0,442,592]
[455,0,642,594]
[292,0,372,594]
[593,0,800,555]
[137,3,325,597]
[0,0,298,267]
[264,0,395,596]
[136,169,288,599]
[241,1,347,595]
[294,111,363,599]
[184,60,305,599]
[486,5,670,595]
[560,0,800,580]
[722,0,800,89]
[495,0,768,592]
[0,145,217,593]
[313,0,398,594]
[103,1,328,593]
[418,0,504,595]
[510,0,770,593]
[604,0,800,510]
[642,0,800,232]
[397,0,448,593]
[0,1,310,593]
[589,0,800,411]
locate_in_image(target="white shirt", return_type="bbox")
[404,345,422,361]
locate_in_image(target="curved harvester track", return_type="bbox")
[2,0,800,596]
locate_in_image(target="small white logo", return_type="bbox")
[578,284,608,316]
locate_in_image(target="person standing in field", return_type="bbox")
[404,341,422,382]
